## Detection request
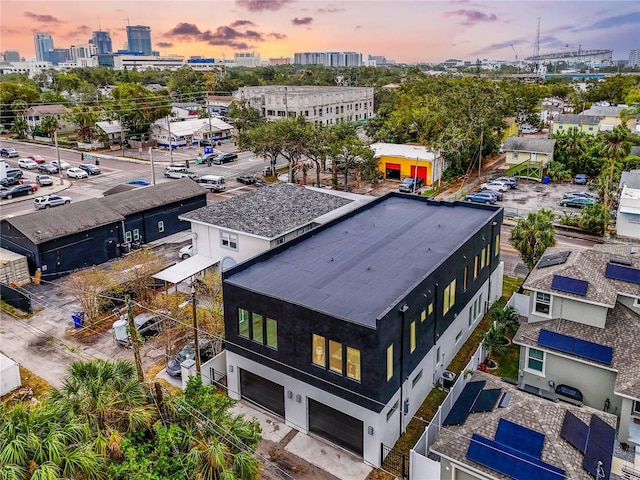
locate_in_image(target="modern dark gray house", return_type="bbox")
[222,193,504,466]
[0,179,206,279]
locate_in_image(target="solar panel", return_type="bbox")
[588,415,615,454]
[495,418,545,459]
[470,389,502,413]
[560,411,589,453]
[467,434,516,477]
[605,263,640,284]
[443,381,486,425]
[498,392,512,408]
[610,257,632,267]
[551,274,589,296]
[537,251,571,269]
[538,329,613,365]
[583,441,612,480]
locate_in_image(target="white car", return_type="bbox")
[480,181,509,193]
[67,167,89,179]
[18,158,39,169]
[51,160,71,170]
[34,195,72,209]
[179,244,193,259]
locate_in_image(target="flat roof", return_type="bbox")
[226,195,500,327]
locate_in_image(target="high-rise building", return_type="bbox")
[629,48,640,68]
[69,43,98,61]
[234,51,261,67]
[34,33,54,61]
[91,31,113,54]
[46,48,70,65]
[3,50,20,62]
[126,25,152,55]
[293,51,362,67]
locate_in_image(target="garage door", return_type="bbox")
[385,163,401,181]
[410,165,428,183]
[309,399,363,456]
[240,370,285,417]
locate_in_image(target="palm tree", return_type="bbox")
[10,116,29,138]
[600,126,632,209]
[40,114,59,140]
[482,324,507,367]
[51,359,156,458]
[0,401,106,480]
[509,208,556,271]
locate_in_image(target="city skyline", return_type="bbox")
[2,0,639,63]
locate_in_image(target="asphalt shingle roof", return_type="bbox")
[582,106,626,117]
[553,114,601,125]
[180,183,352,239]
[430,371,617,480]
[503,137,556,154]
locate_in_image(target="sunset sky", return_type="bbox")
[2,0,639,63]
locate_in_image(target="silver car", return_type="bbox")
[34,195,72,209]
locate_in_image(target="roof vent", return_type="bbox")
[610,257,632,267]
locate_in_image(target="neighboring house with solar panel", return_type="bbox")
[221,193,503,467]
[512,244,640,447]
[424,371,619,480]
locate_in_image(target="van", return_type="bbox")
[164,166,197,179]
[196,175,226,192]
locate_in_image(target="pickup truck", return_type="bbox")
[164,166,198,180]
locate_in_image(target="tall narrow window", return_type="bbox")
[312,334,325,366]
[443,284,451,314]
[463,266,468,291]
[450,279,456,309]
[474,256,479,278]
[346,347,361,381]
[428,303,433,315]
[421,308,426,322]
[436,346,441,364]
[266,318,277,349]
[238,308,249,338]
[386,345,394,381]
[527,348,544,373]
[329,340,342,374]
[410,321,416,353]
[251,313,263,343]
[480,247,486,269]
[495,234,500,256]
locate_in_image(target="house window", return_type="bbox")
[480,247,486,269]
[158,221,165,233]
[410,321,416,353]
[535,292,551,315]
[221,231,238,250]
[125,231,132,243]
[412,369,423,388]
[527,348,545,373]
[428,303,433,315]
[485,245,491,266]
[436,346,441,365]
[474,256,479,278]
[421,308,426,322]
[455,330,462,344]
[469,308,473,327]
[387,400,399,421]
[266,318,277,349]
[463,266,468,291]
[633,401,640,415]
[252,313,264,343]
[633,298,640,308]
[312,334,326,367]
[473,298,477,319]
[443,279,456,315]
[133,229,140,241]
[513,151,519,159]
[329,340,342,374]
[238,308,250,338]
[346,347,361,381]
[495,234,500,256]
[386,345,394,381]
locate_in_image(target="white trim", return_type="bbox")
[524,347,546,377]
[533,291,553,318]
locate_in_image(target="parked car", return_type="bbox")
[237,174,257,185]
[1,148,19,158]
[51,160,71,170]
[209,153,238,165]
[555,384,583,403]
[398,177,424,193]
[0,184,35,199]
[573,173,588,185]
[493,176,517,189]
[179,244,193,259]
[560,196,598,208]
[38,163,59,174]
[481,189,503,201]
[465,191,497,204]
[113,312,165,347]
[6,168,23,180]
[166,340,215,377]
[127,179,151,186]
[520,124,539,134]
[36,175,54,186]
[27,154,46,164]
[18,180,38,191]
[563,191,598,201]
[0,177,19,187]
[18,158,39,170]
[67,167,89,179]
[78,163,101,175]
[480,180,509,193]
[34,195,72,209]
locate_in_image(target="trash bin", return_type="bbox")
[543,176,550,184]
[72,310,85,328]
[441,371,456,389]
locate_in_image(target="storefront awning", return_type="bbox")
[153,254,219,284]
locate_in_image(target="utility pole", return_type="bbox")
[191,284,201,375]
[167,117,174,164]
[126,295,145,382]
[54,130,63,186]
[120,116,125,157]
[478,131,483,180]
[149,147,156,185]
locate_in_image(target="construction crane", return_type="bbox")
[511,45,519,72]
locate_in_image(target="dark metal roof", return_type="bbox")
[180,183,352,238]
[503,137,556,154]
[4,179,206,245]
[554,114,601,125]
[226,195,499,327]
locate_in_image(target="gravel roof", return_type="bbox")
[503,136,556,154]
[180,183,352,239]
[430,371,617,480]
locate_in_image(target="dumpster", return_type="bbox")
[72,310,85,328]
[543,176,550,184]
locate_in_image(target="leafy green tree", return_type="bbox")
[0,401,106,480]
[600,125,632,208]
[228,99,263,135]
[275,116,311,182]
[509,208,556,271]
[238,120,283,175]
[10,115,29,138]
[108,83,171,135]
[482,324,507,365]
[305,123,332,185]
[65,104,100,142]
[167,66,205,95]
[331,138,376,191]
[579,203,608,235]
[0,81,40,129]
[41,114,60,139]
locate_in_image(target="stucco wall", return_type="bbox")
[526,293,608,328]
[192,223,270,271]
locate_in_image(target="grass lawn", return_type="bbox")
[502,275,523,298]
